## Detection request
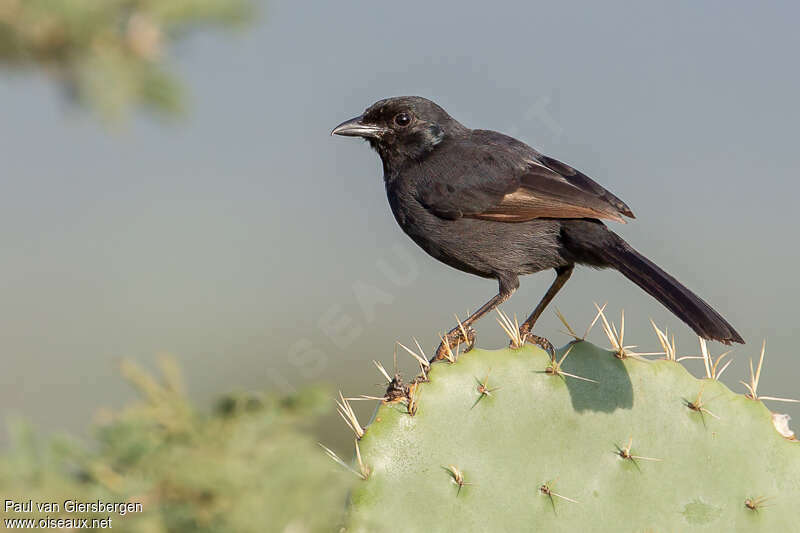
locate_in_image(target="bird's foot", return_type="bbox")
[518,327,556,359]
[435,325,476,362]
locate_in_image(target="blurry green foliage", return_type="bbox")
[0,357,352,532]
[0,0,255,119]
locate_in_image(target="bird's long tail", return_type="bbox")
[561,221,744,345]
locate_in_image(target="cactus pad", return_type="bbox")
[343,341,800,532]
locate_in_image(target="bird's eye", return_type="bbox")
[394,112,411,127]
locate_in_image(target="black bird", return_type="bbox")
[332,96,743,360]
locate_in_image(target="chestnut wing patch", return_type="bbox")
[468,164,632,223]
[471,188,627,223]
[415,132,634,224]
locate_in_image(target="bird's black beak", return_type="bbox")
[331,116,387,138]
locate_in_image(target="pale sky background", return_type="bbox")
[2,1,799,447]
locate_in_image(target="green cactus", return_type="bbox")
[331,311,800,532]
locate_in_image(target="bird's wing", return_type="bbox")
[416,131,634,223]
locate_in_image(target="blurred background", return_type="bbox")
[1,1,799,529]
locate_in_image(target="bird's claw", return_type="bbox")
[529,334,556,359]
[435,326,476,361]
[518,328,556,359]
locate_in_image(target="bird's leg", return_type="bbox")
[435,276,518,362]
[518,265,573,357]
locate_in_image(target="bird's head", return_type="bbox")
[332,96,464,164]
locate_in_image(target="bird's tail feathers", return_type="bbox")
[562,222,744,345]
